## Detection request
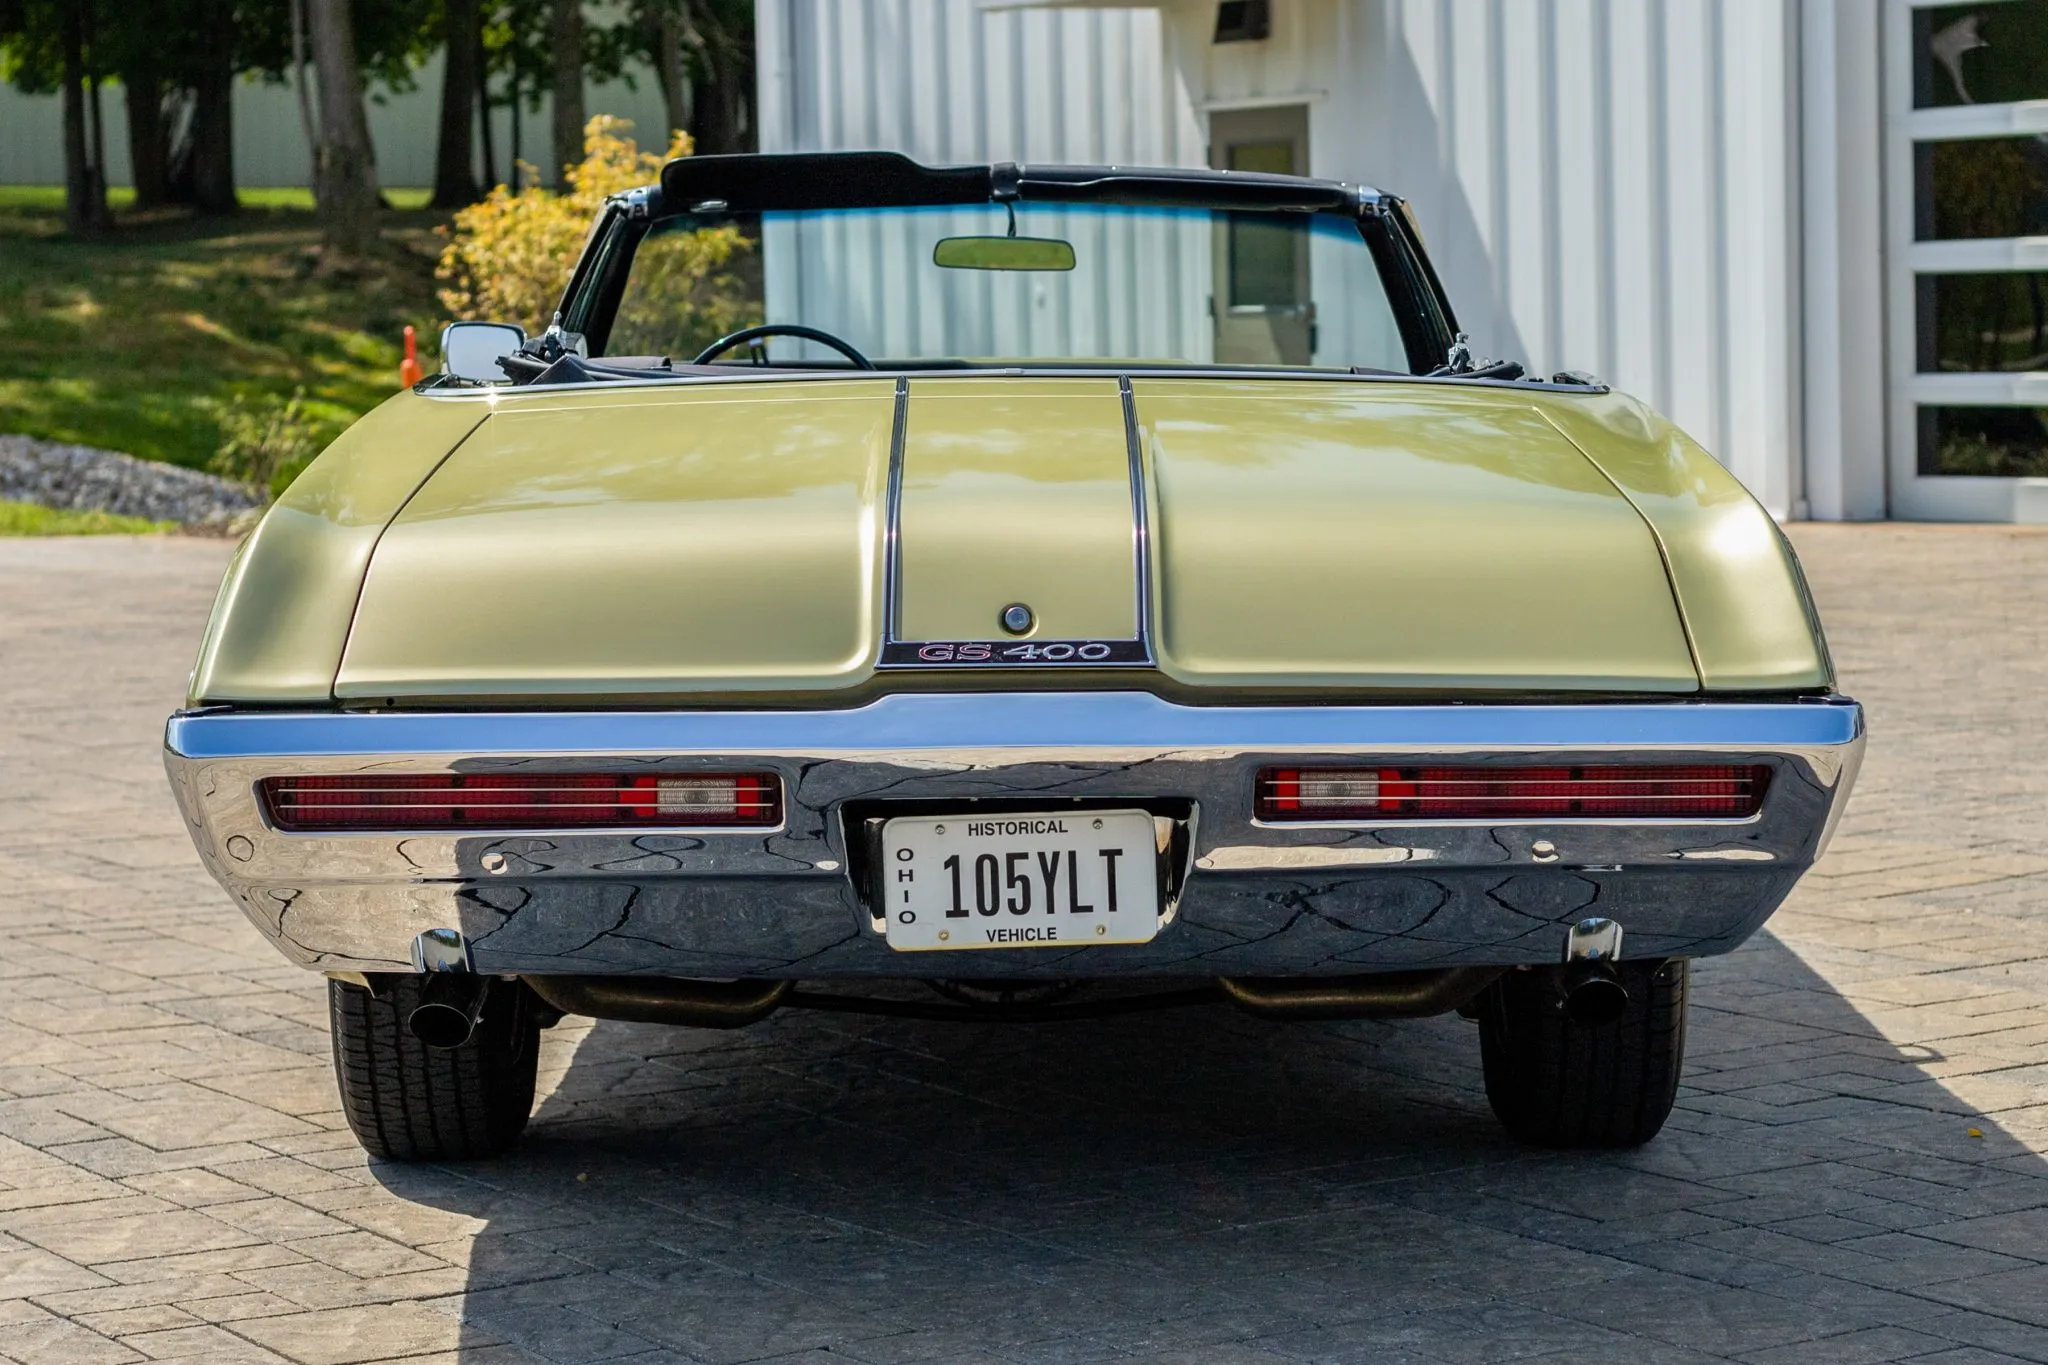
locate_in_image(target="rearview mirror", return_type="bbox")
[932,236,1076,271]
[441,321,527,382]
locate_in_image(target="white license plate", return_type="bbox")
[881,809,1161,951]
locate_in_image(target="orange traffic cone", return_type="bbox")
[399,325,424,388]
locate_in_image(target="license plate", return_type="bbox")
[880,809,1161,951]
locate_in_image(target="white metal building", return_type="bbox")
[0,52,673,194]
[755,0,2048,523]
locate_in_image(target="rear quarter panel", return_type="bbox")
[188,391,489,704]
[1536,392,1833,693]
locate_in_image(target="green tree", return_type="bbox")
[0,0,114,234]
[681,0,753,155]
[477,1,621,191]
[601,0,756,156]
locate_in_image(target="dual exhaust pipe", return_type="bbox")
[398,916,1637,1046]
[401,929,791,1048]
[402,963,1633,1044]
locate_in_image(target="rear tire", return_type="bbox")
[1478,958,1687,1148]
[329,976,540,1161]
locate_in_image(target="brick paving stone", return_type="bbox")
[3,526,2048,1364]
[231,1303,489,1364]
[0,1302,140,1364]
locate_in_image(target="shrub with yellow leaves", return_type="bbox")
[436,116,759,355]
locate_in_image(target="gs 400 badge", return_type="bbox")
[879,639,1152,668]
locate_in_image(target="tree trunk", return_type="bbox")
[307,0,379,257]
[475,20,497,190]
[289,0,320,187]
[653,10,688,143]
[509,67,522,183]
[686,9,751,156]
[87,74,110,214]
[549,0,585,188]
[188,0,238,215]
[82,0,110,221]
[123,67,169,210]
[59,2,109,236]
[691,57,738,156]
[432,0,480,206]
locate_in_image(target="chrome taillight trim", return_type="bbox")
[167,692,1862,763]
[257,770,785,835]
[1252,762,1773,823]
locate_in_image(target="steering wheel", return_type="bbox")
[690,324,876,370]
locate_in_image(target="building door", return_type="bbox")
[1209,105,1313,366]
[1884,0,2048,520]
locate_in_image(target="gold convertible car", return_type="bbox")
[166,153,1862,1160]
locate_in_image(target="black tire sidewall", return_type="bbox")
[1479,959,1688,1149]
[328,976,540,1162]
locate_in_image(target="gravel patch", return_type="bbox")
[0,434,264,531]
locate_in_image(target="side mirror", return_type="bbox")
[440,321,527,383]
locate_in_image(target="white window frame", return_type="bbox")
[1885,0,2048,520]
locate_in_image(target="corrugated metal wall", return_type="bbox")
[1356,0,1802,514]
[758,2,1201,167]
[756,0,1807,515]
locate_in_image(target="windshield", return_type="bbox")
[599,202,1415,373]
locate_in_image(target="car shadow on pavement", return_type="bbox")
[368,928,2048,1365]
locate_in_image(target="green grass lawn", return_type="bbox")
[0,189,443,470]
[0,185,433,213]
[0,498,173,535]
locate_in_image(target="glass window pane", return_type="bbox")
[1914,138,2048,240]
[1227,213,1305,307]
[1918,273,2048,372]
[610,225,764,358]
[1914,2,2048,109]
[1918,405,2048,475]
[625,204,1404,372]
[1225,141,1305,309]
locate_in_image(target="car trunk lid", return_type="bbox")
[1135,379,1699,693]
[335,375,1699,702]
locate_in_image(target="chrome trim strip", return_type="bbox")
[882,374,909,643]
[416,367,1611,401]
[166,693,1863,762]
[1120,375,1155,651]
[872,377,1154,670]
[257,804,790,840]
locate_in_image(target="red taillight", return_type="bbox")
[261,772,782,833]
[1255,764,1768,821]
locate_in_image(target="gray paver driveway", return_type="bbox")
[2,525,2047,1365]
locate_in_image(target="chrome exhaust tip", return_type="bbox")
[1560,961,1631,1027]
[1559,916,1630,1025]
[408,973,487,1049]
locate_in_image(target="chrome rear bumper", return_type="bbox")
[164,692,1863,979]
